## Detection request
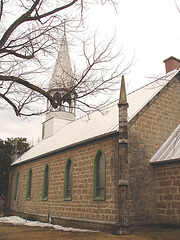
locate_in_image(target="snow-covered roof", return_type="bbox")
[150,124,180,164]
[12,69,179,166]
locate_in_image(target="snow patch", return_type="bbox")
[0,216,96,232]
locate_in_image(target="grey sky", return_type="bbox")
[0,0,180,141]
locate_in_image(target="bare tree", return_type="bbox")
[174,0,180,13]
[0,0,131,117]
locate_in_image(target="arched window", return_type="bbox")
[63,158,73,200]
[42,164,49,200]
[93,150,106,201]
[54,92,61,108]
[26,168,32,200]
[14,171,20,200]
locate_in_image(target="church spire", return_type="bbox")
[47,31,76,113]
[119,75,127,104]
[42,32,76,139]
[49,32,74,90]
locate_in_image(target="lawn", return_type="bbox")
[0,223,180,240]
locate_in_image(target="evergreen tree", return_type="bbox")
[0,138,30,209]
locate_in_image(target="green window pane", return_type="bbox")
[42,164,49,200]
[64,158,73,200]
[14,171,19,200]
[26,169,32,199]
[93,150,106,201]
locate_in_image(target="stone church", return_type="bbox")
[7,33,180,234]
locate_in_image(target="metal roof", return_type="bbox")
[150,124,180,164]
[12,69,179,166]
[127,69,179,120]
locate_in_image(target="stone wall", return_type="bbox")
[8,136,119,232]
[0,198,4,216]
[153,161,180,225]
[7,76,180,230]
[128,77,180,225]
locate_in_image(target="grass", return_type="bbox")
[0,223,180,240]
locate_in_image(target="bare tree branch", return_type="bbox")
[174,0,180,12]
[27,0,78,21]
[0,75,57,108]
[0,0,40,48]
[0,92,19,116]
[0,0,129,117]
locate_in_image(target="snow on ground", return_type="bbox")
[0,216,96,232]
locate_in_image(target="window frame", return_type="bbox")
[93,149,106,201]
[14,171,20,200]
[42,164,49,200]
[63,158,73,201]
[26,168,32,200]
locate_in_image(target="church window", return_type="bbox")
[93,150,106,201]
[63,158,73,200]
[26,168,32,200]
[42,164,49,200]
[54,92,61,108]
[14,171,19,200]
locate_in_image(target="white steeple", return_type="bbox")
[49,33,73,90]
[42,33,76,139]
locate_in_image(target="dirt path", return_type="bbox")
[0,223,180,240]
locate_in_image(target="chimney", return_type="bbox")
[163,56,180,73]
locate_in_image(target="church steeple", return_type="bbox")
[42,33,76,139]
[49,32,73,90]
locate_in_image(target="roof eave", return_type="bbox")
[150,158,180,165]
[11,130,119,167]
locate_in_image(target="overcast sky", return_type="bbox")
[0,0,180,142]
